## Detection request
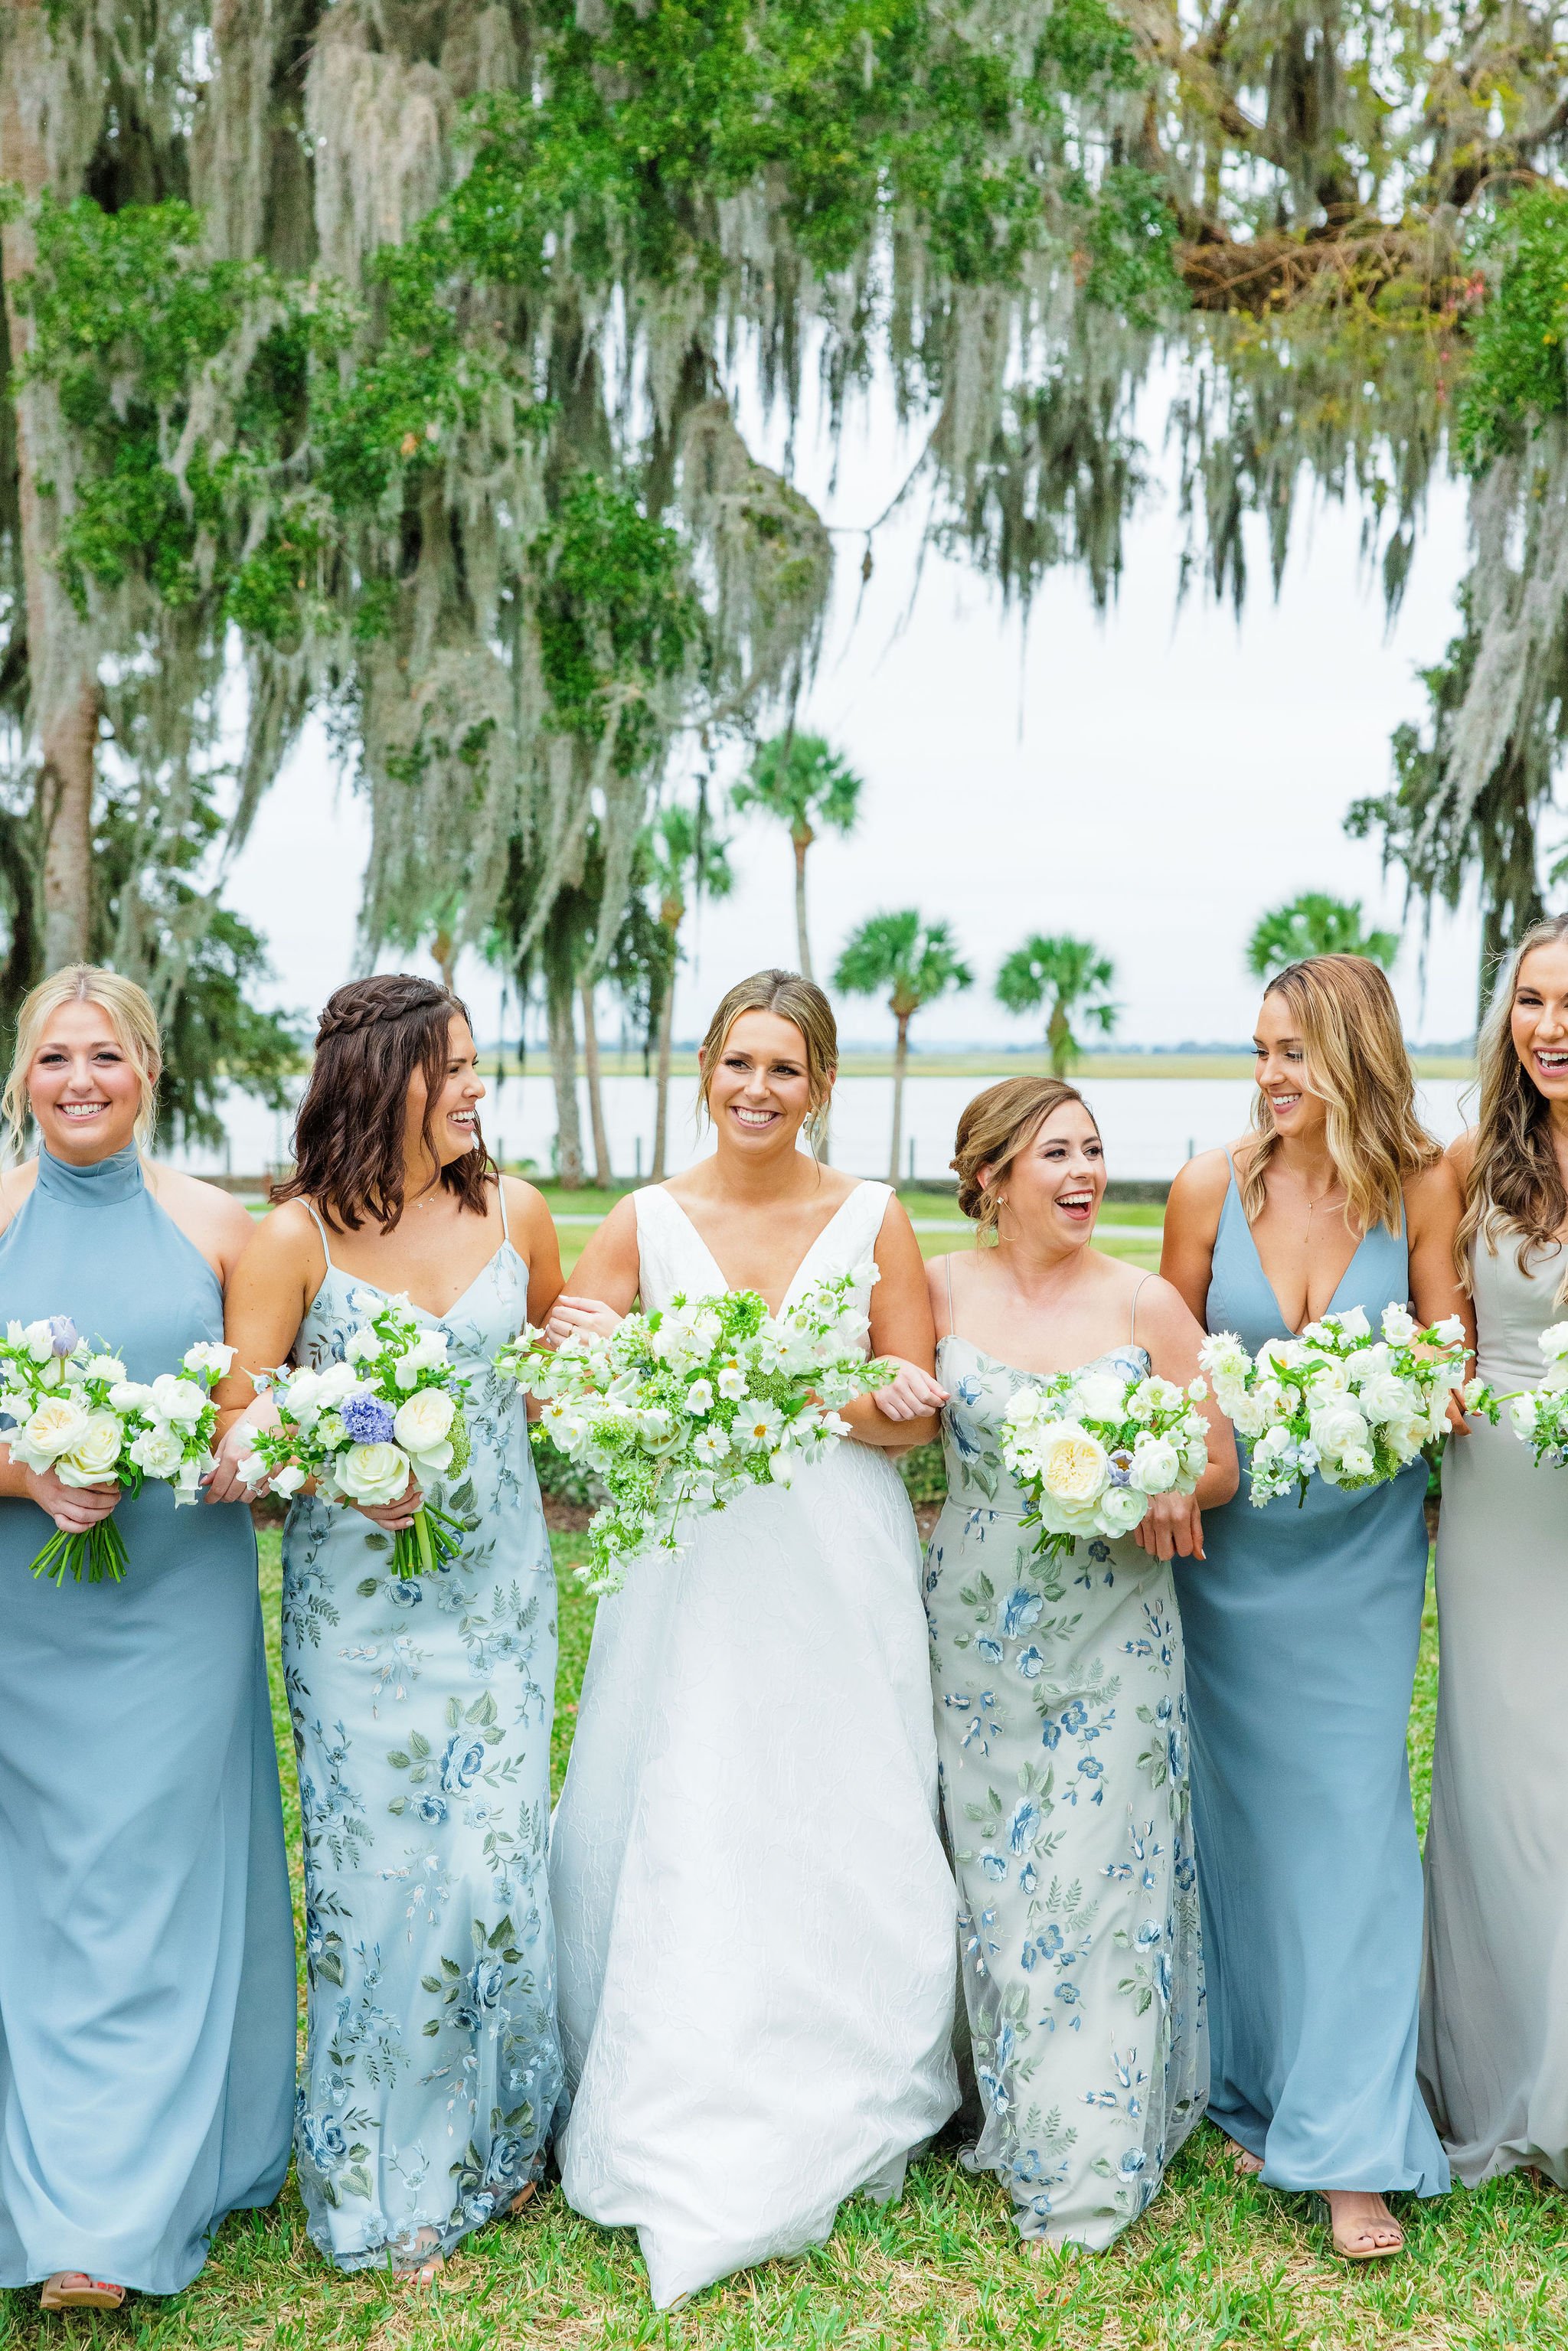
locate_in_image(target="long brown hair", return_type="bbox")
[1459,913,1568,1289]
[275,975,494,1232]
[951,1076,1093,1242]
[1242,955,1437,1236]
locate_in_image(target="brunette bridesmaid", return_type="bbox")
[1161,955,1465,2258]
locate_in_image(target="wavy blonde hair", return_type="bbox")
[695,968,838,1151]
[1457,913,1568,1293]
[3,964,162,1161]
[951,1076,1094,1242]
[1242,955,1436,1236]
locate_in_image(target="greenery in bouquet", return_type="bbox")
[1200,1304,1472,1507]
[499,1270,892,1594]
[1001,1361,1210,1559]
[0,1318,232,1583]
[1503,1318,1568,1465]
[240,1291,472,1578]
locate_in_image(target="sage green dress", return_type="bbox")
[924,1288,1207,2248]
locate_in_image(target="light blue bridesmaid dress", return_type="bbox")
[1174,1163,1448,2196]
[0,1144,296,2295]
[282,1190,564,2271]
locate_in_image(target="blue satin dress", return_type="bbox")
[1174,1166,1447,2196]
[0,1144,296,2294]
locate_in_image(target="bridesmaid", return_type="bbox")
[1421,913,1568,2184]
[924,1077,1234,2248]
[0,965,294,2313]
[211,974,567,2281]
[1162,953,1465,2258]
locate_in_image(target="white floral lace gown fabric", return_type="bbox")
[282,1197,564,2270]
[925,1324,1207,2248]
[551,1180,959,2308]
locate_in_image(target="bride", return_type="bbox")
[544,968,958,2307]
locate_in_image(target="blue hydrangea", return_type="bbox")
[341,1389,397,1444]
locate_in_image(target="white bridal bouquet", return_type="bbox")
[498,1271,893,1593]
[1000,1361,1211,1558]
[1199,1304,1472,1507]
[240,1291,471,1578]
[0,1317,232,1583]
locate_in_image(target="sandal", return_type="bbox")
[1321,2194,1404,2261]
[40,2274,126,2310]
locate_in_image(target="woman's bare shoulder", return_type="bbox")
[1165,1146,1233,1223]
[0,1158,38,1241]
[149,1164,256,1255]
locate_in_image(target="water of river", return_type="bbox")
[172,1071,1476,1186]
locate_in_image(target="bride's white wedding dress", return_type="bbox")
[551,1179,959,2307]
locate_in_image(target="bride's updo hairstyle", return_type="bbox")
[1458,912,1568,1291]
[274,974,494,1232]
[952,1076,1093,1243]
[1243,954,1437,1238]
[3,963,162,1160]
[697,968,837,1151]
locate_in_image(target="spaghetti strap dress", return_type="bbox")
[281,1187,565,2269]
[0,1143,296,2296]
[925,1268,1206,2247]
[1174,1163,1447,2196]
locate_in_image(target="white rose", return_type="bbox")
[394,1389,456,1458]
[150,1373,208,1425]
[1356,1372,1413,1427]
[1309,1399,1369,1461]
[1032,1421,1110,1511]
[108,1379,155,1413]
[56,1411,126,1486]
[1346,1343,1392,1386]
[1231,1393,1268,1439]
[16,1391,91,1463]
[129,1422,186,1479]
[312,1361,362,1406]
[1073,1370,1128,1423]
[1100,1483,1148,1533]
[1306,1360,1351,1403]
[1129,1435,1181,1494]
[335,1442,412,1507]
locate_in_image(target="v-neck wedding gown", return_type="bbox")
[551,1180,958,2307]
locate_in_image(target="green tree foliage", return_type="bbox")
[730,733,862,984]
[1245,894,1400,981]
[834,910,972,1181]
[994,933,1116,1076]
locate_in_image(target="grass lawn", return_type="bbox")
[4,1529,1562,2349]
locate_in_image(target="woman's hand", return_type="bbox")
[1132,1491,1205,1564]
[543,1295,625,1347]
[871,1360,949,1422]
[204,1402,279,1505]
[25,1464,120,1535]
[354,1478,422,1534]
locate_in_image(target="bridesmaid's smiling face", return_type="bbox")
[985,1100,1106,1249]
[701,1010,823,1157]
[403,1014,486,1176]
[27,999,150,1164]
[1511,941,1568,1104]
[1252,989,1328,1144]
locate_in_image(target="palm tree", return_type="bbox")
[1245,892,1400,980]
[994,935,1117,1076]
[834,911,972,1183]
[648,802,734,1180]
[731,732,861,982]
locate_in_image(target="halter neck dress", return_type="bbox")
[924,1267,1206,2247]
[282,1185,564,2270]
[1174,1162,1448,2196]
[0,1144,295,2295]
[552,1180,958,2310]
[1420,1223,1568,2183]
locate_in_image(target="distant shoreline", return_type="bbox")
[480,1050,1477,1083]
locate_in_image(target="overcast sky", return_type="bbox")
[225,368,1485,1053]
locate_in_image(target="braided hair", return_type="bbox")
[273,974,495,1231]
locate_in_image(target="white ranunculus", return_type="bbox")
[1231,1393,1268,1439]
[17,1391,92,1463]
[1540,1321,1568,1363]
[129,1422,186,1479]
[56,1411,125,1486]
[150,1373,207,1425]
[312,1361,363,1406]
[393,1389,456,1458]
[86,1353,128,1383]
[108,1379,155,1413]
[1345,1343,1392,1386]
[1309,1399,1369,1462]
[335,1441,412,1507]
[1511,1393,1541,1438]
[1336,1443,1377,1480]
[1128,1435,1181,1494]
[1073,1369,1129,1423]
[1357,1371,1414,1427]
[1100,1483,1148,1533]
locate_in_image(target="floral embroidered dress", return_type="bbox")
[281,1192,564,2270]
[925,1313,1207,2248]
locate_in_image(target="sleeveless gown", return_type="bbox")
[551,1180,959,2309]
[1174,1166,1447,2195]
[0,1144,296,2294]
[282,1191,564,2268]
[925,1300,1206,2248]
[1421,1226,1568,2183]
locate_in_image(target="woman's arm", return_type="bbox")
[505,1177,565,1331]
[1406,1152,1476,1433]
[1126,1272,1239,1562]
[204,1203,322,1501]
[1158,1148,1230,1327]
[842,1201,942,1449]
[542,1197,642,1342]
